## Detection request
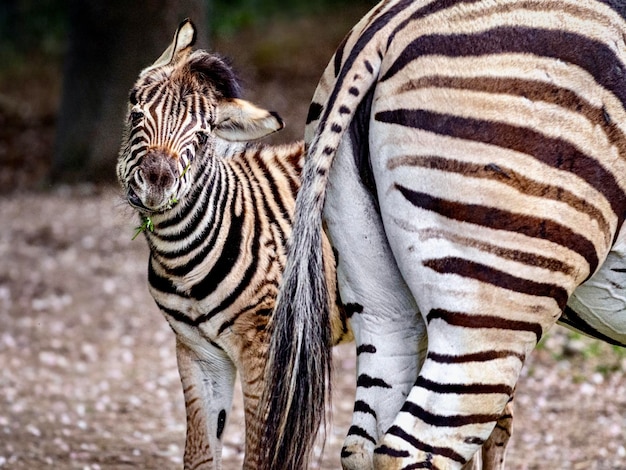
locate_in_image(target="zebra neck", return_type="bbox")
[143,155,229,270]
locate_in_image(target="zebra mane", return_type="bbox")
[183,51,243,99]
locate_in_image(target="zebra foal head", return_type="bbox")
[117,19,284,214]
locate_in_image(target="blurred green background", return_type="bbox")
[0,0,374,191]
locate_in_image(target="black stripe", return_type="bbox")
[423,257,569,310]
[415,377,513,396]
[382,425,466,464]
[347,425,377,445]
[394,184,599,277]
[129,135,146,149]
[341,447,354,459]
[559,306,626,347]
[357,374,392,389]
[216,409,227,440]
[125,155,143,177]
[385,0,483,50]
[427,350,525,363]
[374,445,410,458]
[401,463,437,470]
[218,306,272,337]
[344,302,364,316]
[425,257,569,312]
[306,102,323,125]
[148,260,179,295]
[427,307,543,344]
[354,400,377,418]
[143,82,161,105]
[154,300,195,326]
[400,401,500,428]
[356,344,377,355]
[334,33,350,78]
[494,424,512,437]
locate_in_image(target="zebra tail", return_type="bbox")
[258,28,383,469]
[257,158,333,470]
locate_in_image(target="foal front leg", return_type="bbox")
[176,338,237,470]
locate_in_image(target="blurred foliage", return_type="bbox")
[0,0,373,188]
[0,0,372,66]
[0,0,67,65]
[209,0,370,36]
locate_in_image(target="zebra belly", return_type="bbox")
[564,225,626,346]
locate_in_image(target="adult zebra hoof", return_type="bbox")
[340,437,374,470]
[373,435,460,470]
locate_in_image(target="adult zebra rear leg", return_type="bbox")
[323,135,426,470]
[374,296,535,469]
[370,228,548,469]
[340,299,425,470]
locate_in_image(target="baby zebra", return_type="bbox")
[116,19,351,469]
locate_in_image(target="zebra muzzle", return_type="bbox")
[128,149,178,212]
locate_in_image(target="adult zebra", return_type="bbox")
[260,1,626,469]
[115,20,353,469]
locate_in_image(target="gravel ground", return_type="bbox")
[1,188,626,470]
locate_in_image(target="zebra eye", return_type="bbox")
[130,111,144,124]
[129,89,138,105]
[196,131,209,146]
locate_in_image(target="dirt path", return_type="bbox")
[1,187,626,469]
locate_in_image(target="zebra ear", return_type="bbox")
[141,19,197,76]
[214,98,285,141]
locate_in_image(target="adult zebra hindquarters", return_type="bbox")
[263,0,626,468]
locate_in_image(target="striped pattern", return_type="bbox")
[117,20,349,470]
[260,1,626,469]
